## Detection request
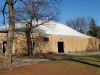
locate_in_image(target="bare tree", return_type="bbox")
[2,0,16,69]
[0,0,61,69]
[15,0,61,56]
[66,17,89,34]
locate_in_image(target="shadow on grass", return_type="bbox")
[66,58,100,68]
[87,58,100,62]
[76,57,100,62]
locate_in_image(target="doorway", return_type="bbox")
[58,42,64,53]
[99,44,100,50]
[2,41,7,53]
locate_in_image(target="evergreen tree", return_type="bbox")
[97,26,100,39]
[88,19,98,37]
[87,19,100,39]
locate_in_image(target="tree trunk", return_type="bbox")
[26,23,33,56]
[4,0,15,69]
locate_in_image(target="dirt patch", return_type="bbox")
[0,60,100,75]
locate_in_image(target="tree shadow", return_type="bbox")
[67,58,100,68]
[87,38,98,50]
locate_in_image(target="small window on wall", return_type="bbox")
[31,41,35,49]
[42,37,49,42]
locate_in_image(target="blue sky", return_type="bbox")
[60,0,100,25]
[0,0,100,25]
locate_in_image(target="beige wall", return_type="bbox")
[0,33,27,54]
[0,33,7,53]
[0,33,100,54]
[13,33,27,54]
[47,35,100,53]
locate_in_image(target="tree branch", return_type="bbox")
[2,1,7,25]
[13,0,19,4]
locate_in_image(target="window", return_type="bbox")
[42,37,49,42]
[31,41,35,49]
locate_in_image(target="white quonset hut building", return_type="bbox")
[0,21,100,54]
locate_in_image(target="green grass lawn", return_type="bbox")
[74,50,100,54]
[70,55,100,67]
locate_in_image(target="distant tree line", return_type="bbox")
[66,17,100,39]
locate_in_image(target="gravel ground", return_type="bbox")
[12,58,49,67]
[0,58,49,70]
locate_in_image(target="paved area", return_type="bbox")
[12,58,49,67]
[0,58,49,70]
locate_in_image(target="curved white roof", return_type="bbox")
[36,21,91,38]
[0,21,91,38]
